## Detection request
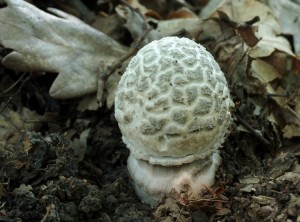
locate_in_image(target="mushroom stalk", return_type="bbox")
[127,152,221,206]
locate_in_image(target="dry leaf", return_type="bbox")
[291,55,300,76]
[128,0,150,15]
[77,94,99,111]
[152,18,203,40]
[217,10,260,47]
[209,0,294,57]
[0,107,43,144]
[269,0,300,53]
[251,59,281,83]
[281,95,300,138]
[167,7,198,19]
[283,124,300,138]
[116,4,203,44]
[0,0,126,99]
[115,4,156,44]
[71,128,90,161]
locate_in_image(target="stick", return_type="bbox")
[235,114,270,145]
[96,28,152,107]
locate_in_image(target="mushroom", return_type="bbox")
[114,36,233,206]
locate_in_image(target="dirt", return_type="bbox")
[0,70,299,221]
[0,1,300,222]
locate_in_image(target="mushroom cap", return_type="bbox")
[115,36,232,166]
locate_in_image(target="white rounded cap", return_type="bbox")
[115,37,232,166]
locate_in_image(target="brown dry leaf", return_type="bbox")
[202,0,300,138]
[167,7,198,19]
[251,59,281,83]
[144,10,163,20]
[128,0,162,19]
[116,4,204,43]
[210,0,294,57]
[251,59,288,106]
[281,105,300,138]
[291,55,300,77]
[281,94,300,138]
[217,10,260,47]
[249,35,293,58]
[262,51,288,76]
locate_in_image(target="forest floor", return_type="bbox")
[0,0,299,221]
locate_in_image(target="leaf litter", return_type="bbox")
[0,0,299,221]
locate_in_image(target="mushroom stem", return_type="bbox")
[127,152,221,206]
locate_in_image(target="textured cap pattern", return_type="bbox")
[115,37,232,166]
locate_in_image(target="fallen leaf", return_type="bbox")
[0,0,126,99]
[269,0,300,53]
[209,0,294,57]
[168,7,198,19]
[239,177,260,184]
[217,10,260,47]
[116,4,204,43]
[291,55,300,76]
[251,59,281,83]
[283,124,300,138]
[0,107,43,144]
[77,94,99,111]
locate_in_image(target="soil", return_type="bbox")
[0,71,299,222]
[0,1,300,222]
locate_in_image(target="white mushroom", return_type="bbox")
[114,36,233,206]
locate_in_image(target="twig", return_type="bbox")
[235,114,270,145]
[96,28,152,107]
[267,92,292,97]
[119,0,147,26]
[96,0,153,107]
[0,73,32,113]
[0,97,12,113]
[189,198,228,203]
[1,72,26,95]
